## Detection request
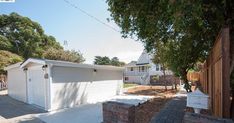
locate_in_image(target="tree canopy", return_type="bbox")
[106,0,233,92]
[0,12,62,59]
[0,13,85,71]
[0,50,23,73]
[94,56,125,66]
[110,57,125,66]
[43,48,85,63]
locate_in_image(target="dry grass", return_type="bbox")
[126,85,178,98]
[125,85,178,123]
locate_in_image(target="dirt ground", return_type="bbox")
[125,85,178,123]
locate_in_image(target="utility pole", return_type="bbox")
[63,40,68,50]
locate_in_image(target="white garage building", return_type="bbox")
[5,58,123,111]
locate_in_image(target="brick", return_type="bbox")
[103,101,136,123]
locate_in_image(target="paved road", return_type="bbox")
[150,90,187,123]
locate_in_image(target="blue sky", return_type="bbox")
[0,0,144,64]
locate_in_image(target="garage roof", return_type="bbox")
[20,58,124,71]
[4,62,22,70]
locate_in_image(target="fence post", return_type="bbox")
[222,27,230,118]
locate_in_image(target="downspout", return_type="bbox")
[47,64,53,111]
[23,68,28,103]
[42,65,48,111]
[44,64,53,111]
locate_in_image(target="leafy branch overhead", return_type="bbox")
[106,0,232,92]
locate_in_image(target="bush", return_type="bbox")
[0,50,23,74]
[43,48,85,63]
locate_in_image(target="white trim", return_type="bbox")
[20,58,124,71]
[4,62,22,70]
[25,69,29,103]
[45,60,124,71]
[47,64,53,111]
[20,58,46,68]
[43,66,49,111]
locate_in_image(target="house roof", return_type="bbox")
[125,61,137,67]
[136,50,152,65]
[7,58,124,71]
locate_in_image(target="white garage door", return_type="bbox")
[28,66,45,108]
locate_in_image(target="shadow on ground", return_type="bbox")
[0,92,46,119]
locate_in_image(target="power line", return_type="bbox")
[63,0,120,33]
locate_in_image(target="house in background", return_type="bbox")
[5,58,123,111]
[124,51,173,85]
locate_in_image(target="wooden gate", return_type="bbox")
[199,27,230,118]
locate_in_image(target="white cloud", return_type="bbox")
[115,50,142,63]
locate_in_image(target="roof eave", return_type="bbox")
[20,58,46,68]
[4,62,22,70]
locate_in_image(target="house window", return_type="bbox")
[156,64,159,71]
[141,66,145,72]
[125,77,129,81]
[130,67,133,71]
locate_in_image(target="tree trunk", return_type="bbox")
[227,2,234,117]
[175,83,177,90]
[174,77,177,90]
[230,26,234,119]
[226,0,234,73]
[181,70,192,92]
[163,67,167,91]
[231,64,234,119]
[231,88,234,120]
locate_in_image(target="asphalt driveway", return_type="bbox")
[0,90,152,123]
[0,90,46,123]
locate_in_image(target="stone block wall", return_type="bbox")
[103,101,136,123]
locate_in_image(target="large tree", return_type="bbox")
[0,12,62,59]
[94,56,111,65]
[106,0,233,92]
[111,57,125,66]
[94,56,125,66]
[0,12,85,66]
[152,42,170,90]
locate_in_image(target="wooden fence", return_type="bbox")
[199,27,230,118]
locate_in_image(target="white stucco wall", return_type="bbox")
[7,67,27,102]
[49,66,123,110]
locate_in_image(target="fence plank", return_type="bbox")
[221,28,230,118]
[199,27,230,118]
